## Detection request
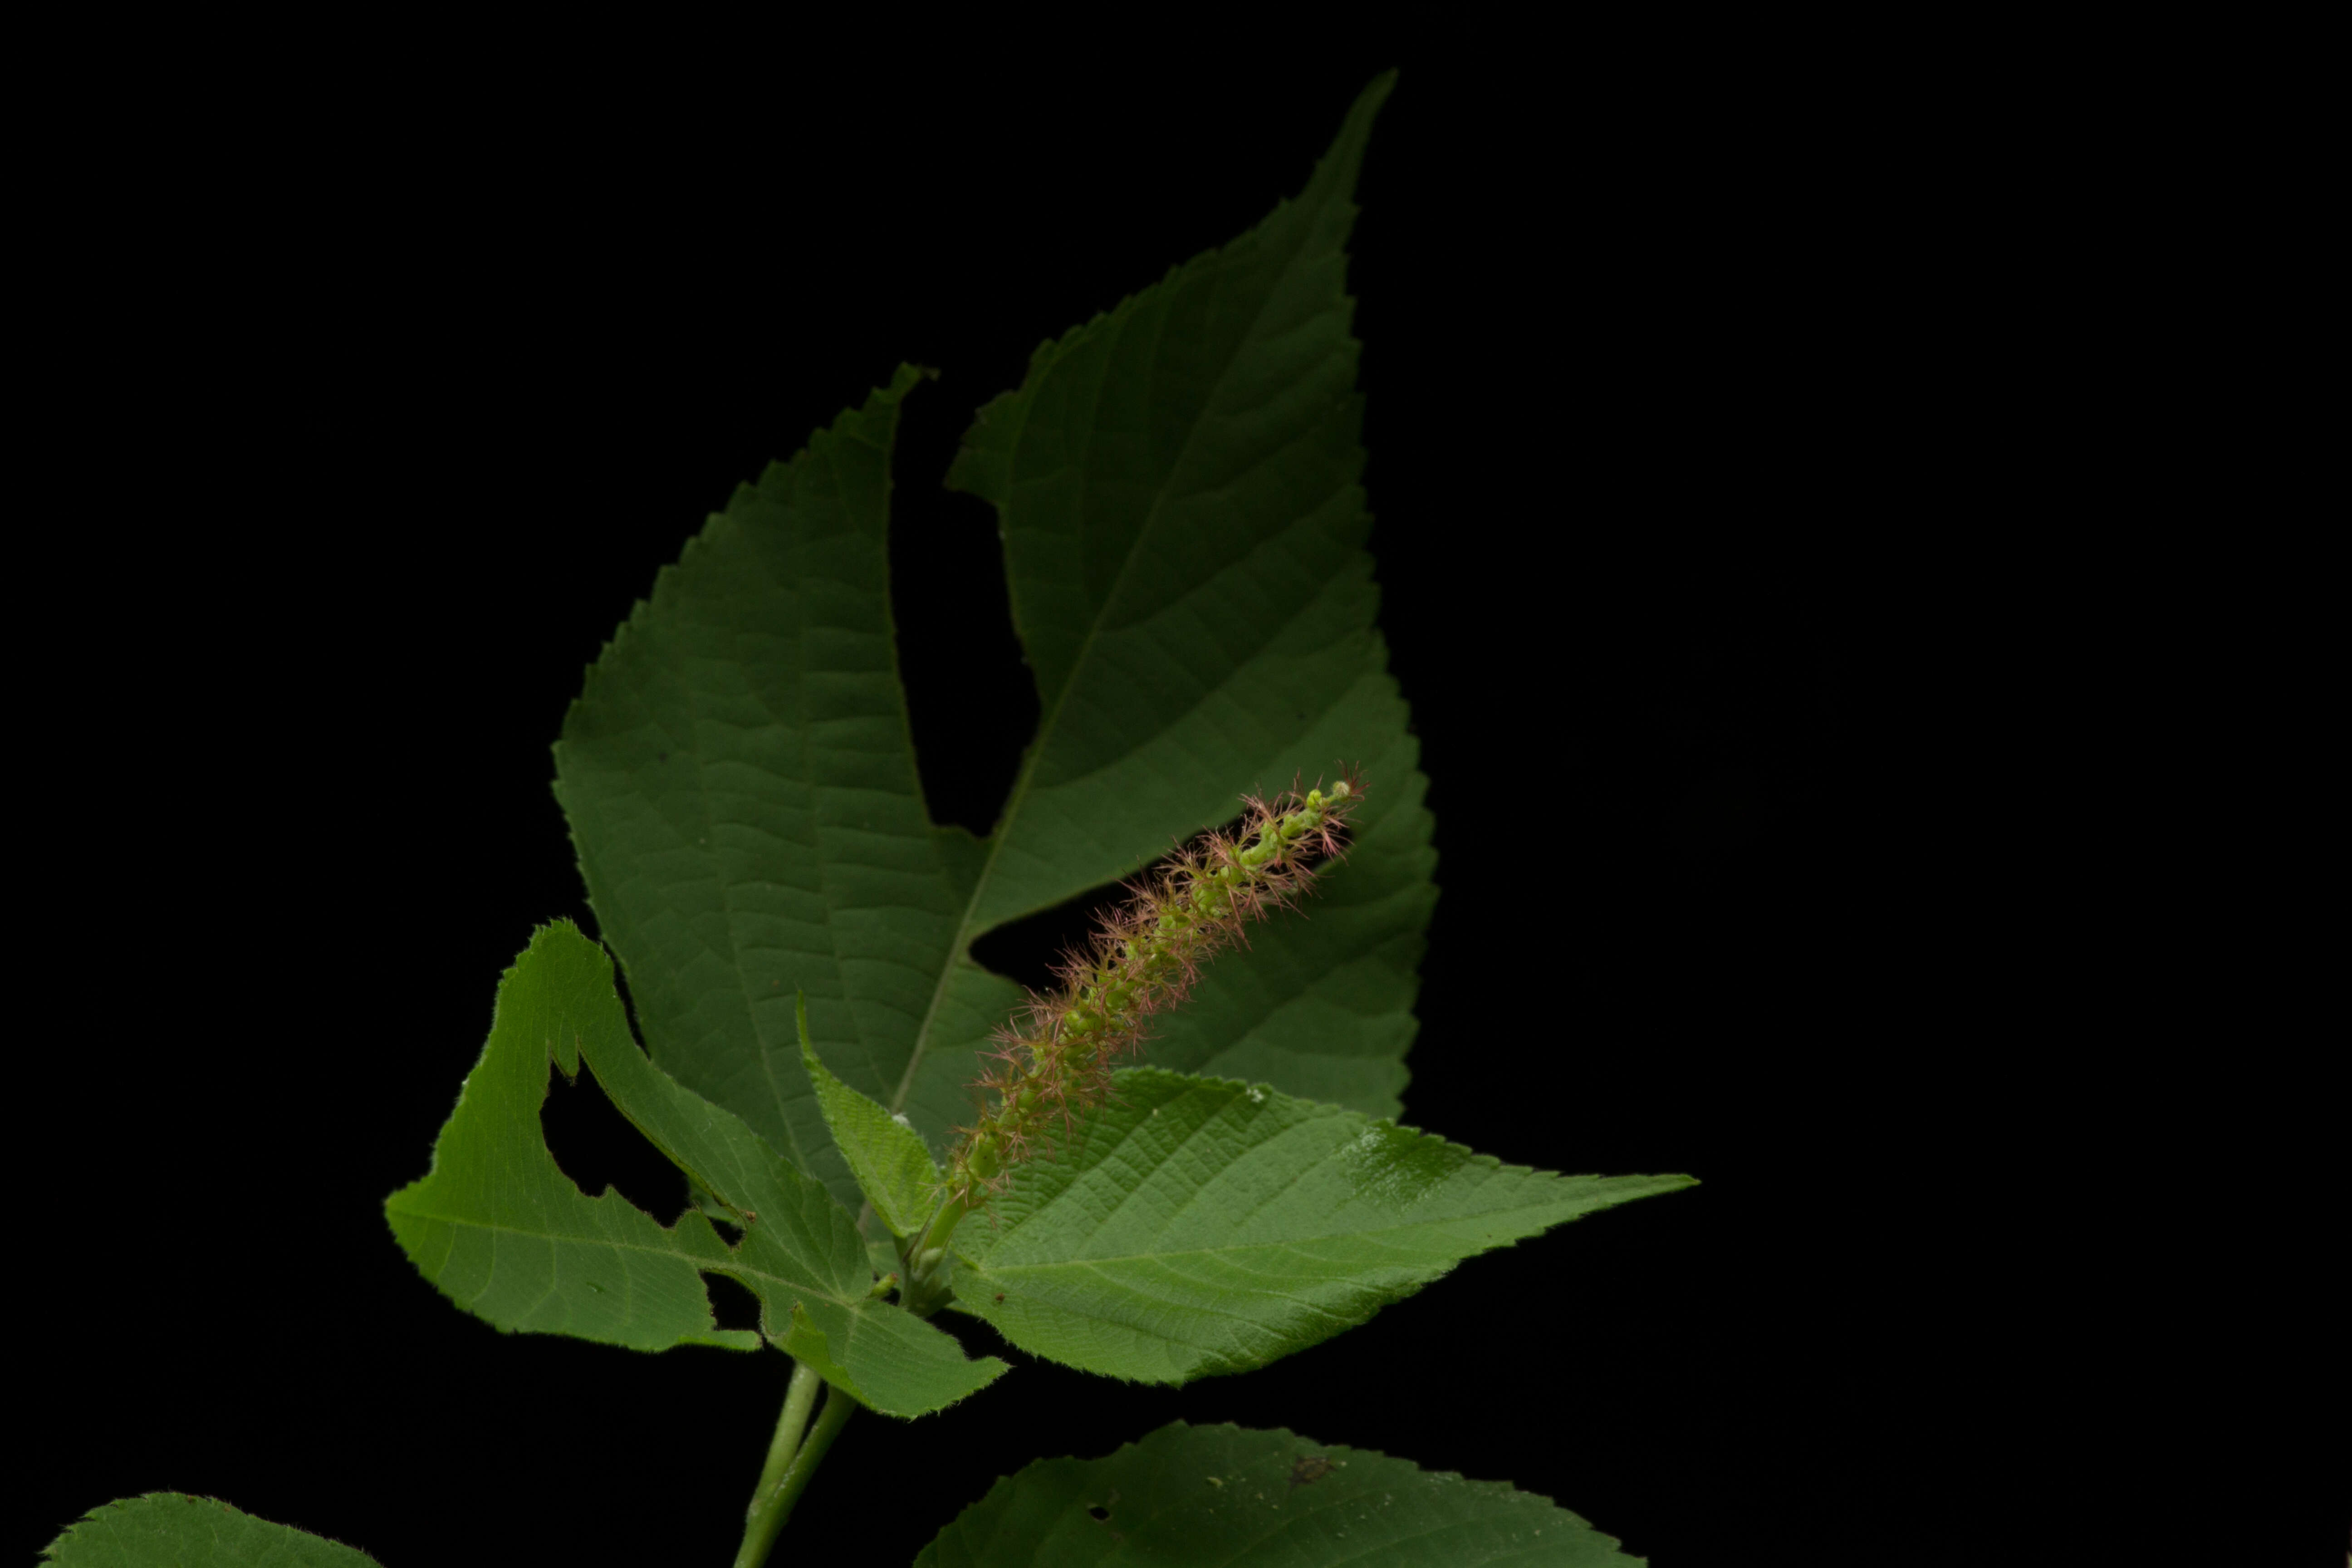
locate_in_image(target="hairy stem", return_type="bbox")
[735,1360,823,1568]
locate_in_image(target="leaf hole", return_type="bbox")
[888,380,1037,838]
[968,875,1139,995]
[540,1058,689,1224]
[700,1271,763,1333]
[926,1307,1006,1362]
[1087,1505,1110,1522]
[604,946,655,1052]
[967,799,1257,991]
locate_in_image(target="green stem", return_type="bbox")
[743,1383,856,1564]
[905,1192,954,1266]
[734,1360,823,1568]
[897,1194,967,1318]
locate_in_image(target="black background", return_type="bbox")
[26,33,2342,1568]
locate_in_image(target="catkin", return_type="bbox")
[943,775,1362,1209]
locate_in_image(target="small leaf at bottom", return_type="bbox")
[44,1493,380,1566]
[916,1421,1640,1567]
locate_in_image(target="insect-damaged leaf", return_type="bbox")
[383,921,1004,1416]
[44,1493,382,1567]
[915,1421,1643,1568]
[950,1069,1693,1384]
[551,72,1431,1214]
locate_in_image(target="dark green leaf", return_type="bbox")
[44,1494,380,1567]
[551,75,1431,1216]
[915,1421,1642,1567]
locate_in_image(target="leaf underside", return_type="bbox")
[384,921,1004,1416]
[916,1421,1643,1568]
[551,72,1431,1213]
[44,1494,381,1567]
[950,1068,1695,1384]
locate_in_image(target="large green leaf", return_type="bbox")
[383,921,1004,1416]
[44,1494,380,1567]
[950,1069,1693,1383]
[916,1422,1642,1568]
[551,73,1431,1215]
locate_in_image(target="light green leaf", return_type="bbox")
[44,1494,380,1567]
[551,74,1430,1214]
[915,1421,1642,1568]
[384,921,1004,1416]
[799,995,944,1240]
[951,1069,1693,1384]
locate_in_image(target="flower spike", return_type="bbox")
[940,776,1363,1215]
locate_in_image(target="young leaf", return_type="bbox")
[384,921,1005,1416]
[949,1069,1693,1384]
[915,1421,1642,1568]
[799,995,943,1240]
[44,1493,380,1566]
[551,72,1432,1216]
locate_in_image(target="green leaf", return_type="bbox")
[915,1421,1642,1568]
[44,1494,380,1567]
[799,995,944,1240]
[929,70,1429,1126]
[950,1069,1693,1384]
[551,73,1431,1215]
[384,921,1005,1416]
